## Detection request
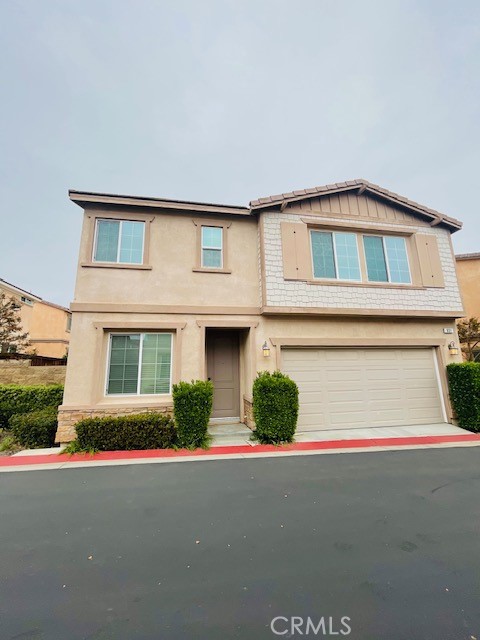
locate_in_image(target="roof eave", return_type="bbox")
[69,190,251,217]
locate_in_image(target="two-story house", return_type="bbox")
[56,179,464,443]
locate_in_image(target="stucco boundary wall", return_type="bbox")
[0,360,66,386]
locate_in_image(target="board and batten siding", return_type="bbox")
[263,200,463,312]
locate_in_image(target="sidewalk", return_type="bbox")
[1,423,480,472]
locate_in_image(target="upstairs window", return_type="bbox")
[93,220,145,264]
[107,333,172,395]
[201,226,223,268]
[20,296,33,305]
[363,235,411,284]
[311,231,361,281]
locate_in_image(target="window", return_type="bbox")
[94,220,145,264]
[107,333,172,395]
[311,231,361,281]
[201,226,223,268]
[66,315,72,332]
[363,235,411,284]
[20,296,33,305]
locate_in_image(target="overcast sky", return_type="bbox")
[1,0,479,306]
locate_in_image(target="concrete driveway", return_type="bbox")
[1,448,480,639]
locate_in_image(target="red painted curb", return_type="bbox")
[1,433,480,467]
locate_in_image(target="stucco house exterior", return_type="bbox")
[455,253,480,319]
[56,179,464,443]
[0,278,71,359]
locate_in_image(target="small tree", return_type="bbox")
[0,293,29,354]
[458,317,480,362]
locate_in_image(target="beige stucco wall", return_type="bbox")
[74,209,260,308]
[456,258,480,318]
[28,301,70,358]
[58,310,460,440]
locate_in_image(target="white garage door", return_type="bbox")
[282,348,446,431]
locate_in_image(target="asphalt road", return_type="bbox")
[1,448,480,640]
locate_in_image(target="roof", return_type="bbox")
[69,179,463,232]
[69,190,250,217]
[455,252,480,261]
[249,179,462,232]
[0,278,70,313]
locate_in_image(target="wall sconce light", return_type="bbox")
[262,341,270,357]
[448,341,459,356]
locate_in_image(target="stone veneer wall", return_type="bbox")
[243,397,255,430]
[0,360,66,385]
[262,211,463,312]
[56,404,173,443]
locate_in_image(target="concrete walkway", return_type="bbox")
[208,421,464,446]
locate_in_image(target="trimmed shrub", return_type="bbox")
[447,362,480,432]
[0,384,64,428]
[253,371,299,444]
[9,407,58,448]
[173,380,213,448]
[75,413,176,451]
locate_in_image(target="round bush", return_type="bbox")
[9,406,58,448]
[253,371,299,444]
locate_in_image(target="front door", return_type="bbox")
[206,330,240,418]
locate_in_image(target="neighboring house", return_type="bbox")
[455,253,480,318]
[0,278,71,359]
[56,179,464,442]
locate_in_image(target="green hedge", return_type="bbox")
[253,371,299,444]
[75,413,176,451]
[173,380,213,448]
[447,362,480,432]
[9,407,58,448]
[0,384,64,428]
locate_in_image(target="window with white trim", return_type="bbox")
[94,219,145,264]
[201,226,223,268]
[363,235,411,284]
[310,230,361,281]
[106,333,172,395]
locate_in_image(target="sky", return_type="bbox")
[1,0,479,306]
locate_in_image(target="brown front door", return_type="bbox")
[206,330,240,418]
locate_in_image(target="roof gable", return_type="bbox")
[288,191,427,227]
[250,179,462,232]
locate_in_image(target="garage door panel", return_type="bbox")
[326,370,363,383]
[367,388,403,401]
[366,369,401,381]
[328,390,365,402]
[283,347,445,431]
[407,387,438,399]
[331,411,368,425]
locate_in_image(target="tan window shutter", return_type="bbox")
[280,222,311,280]
[415,234,445,288]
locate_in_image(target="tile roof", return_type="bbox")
[249,179,462,231]
[0,278,70,312]
[455,252,480,260]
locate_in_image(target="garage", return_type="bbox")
[282,347,446,431]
